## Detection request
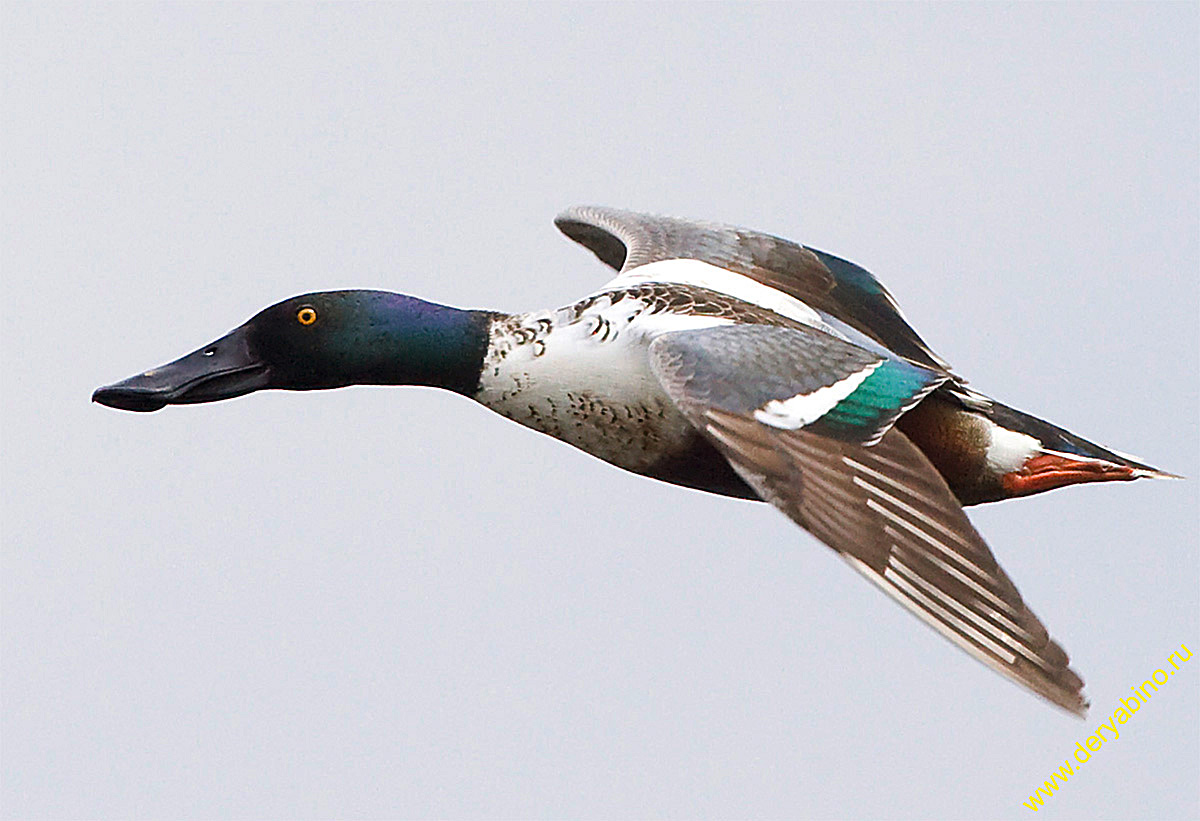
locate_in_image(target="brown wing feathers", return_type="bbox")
[703,409,1087,715]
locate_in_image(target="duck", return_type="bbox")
[93,206,1175,716]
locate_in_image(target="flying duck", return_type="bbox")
[94,206,1175,716]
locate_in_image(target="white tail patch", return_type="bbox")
[984,422,1041,474]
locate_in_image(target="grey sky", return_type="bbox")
[3,3,1197,819]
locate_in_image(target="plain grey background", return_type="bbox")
[3,3,1197,819]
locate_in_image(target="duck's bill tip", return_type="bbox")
[92,364,270,412]
[93,325,270,413]
[92,385,169,412]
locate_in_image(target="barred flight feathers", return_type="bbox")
[647,327,1088,716]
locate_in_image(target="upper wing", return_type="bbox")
[555,205,951,373]
[647,326,1088,716]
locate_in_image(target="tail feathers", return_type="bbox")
[983,400,1179,480]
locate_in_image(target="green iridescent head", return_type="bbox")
[93,290,493,412]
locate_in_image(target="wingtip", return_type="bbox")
[1060,693,1090,720]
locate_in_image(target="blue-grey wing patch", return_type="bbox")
[556,205,952,373]
[646,327,1087,716]
[648,325,946,446]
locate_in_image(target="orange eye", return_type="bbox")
[297,307,317,326]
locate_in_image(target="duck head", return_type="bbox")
[93,290,493,412]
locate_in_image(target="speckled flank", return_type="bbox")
[479,290,702,472]
[475,283,805,477]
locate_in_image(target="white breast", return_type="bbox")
[475,294,730,471]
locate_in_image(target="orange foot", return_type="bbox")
[1002,453,1144,496]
